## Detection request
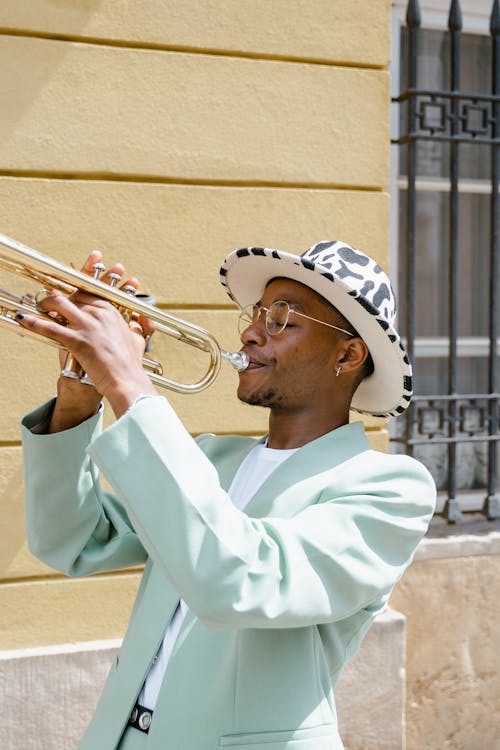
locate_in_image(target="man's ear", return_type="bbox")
[336,337,370,375]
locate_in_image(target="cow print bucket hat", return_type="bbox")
[220,240,412,418]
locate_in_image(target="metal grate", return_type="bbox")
[392,0,500,521]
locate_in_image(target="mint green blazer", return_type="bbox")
[21,397,435,750]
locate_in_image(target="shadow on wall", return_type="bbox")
[0,0,105,157]
[0,459,26,573]
[0,454,51,579]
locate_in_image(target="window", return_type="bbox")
[390,1,499,517]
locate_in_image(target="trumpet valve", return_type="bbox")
[61,352,85,381]
[92,261,106,279]
[108,271,123,287]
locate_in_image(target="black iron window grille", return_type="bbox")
[392,0,500,522]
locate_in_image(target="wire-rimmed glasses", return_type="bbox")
[238,300,355,337]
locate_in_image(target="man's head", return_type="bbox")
[220,240,412,418]
[235,276,372,415]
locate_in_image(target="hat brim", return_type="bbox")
[220,247,412,417]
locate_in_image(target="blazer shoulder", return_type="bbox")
[339,448,437,512]
[346,447,435,486]
[365,449,435,481]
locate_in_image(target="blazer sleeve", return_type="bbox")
[88,397,436,629]
[21,399,147,576]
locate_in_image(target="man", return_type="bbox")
[19,240,435,750]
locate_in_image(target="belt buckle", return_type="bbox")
[129,703,153,734]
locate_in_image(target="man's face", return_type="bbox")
[237,278,350,412]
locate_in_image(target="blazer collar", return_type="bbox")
[244,421,370,518]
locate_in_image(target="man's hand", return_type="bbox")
[16,251,157,431]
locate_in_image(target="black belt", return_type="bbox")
[128,703,153,734]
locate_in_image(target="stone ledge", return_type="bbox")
[0,637,122,661]
[415,518,500,561]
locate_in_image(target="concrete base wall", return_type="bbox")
[390,526,500,750]
[0,640,121,750]
[336,609,406,750]
[0,610,405,750]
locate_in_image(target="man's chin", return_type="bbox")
[237,387,279,408]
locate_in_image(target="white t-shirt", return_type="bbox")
[138,440,297,710]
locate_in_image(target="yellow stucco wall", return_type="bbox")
[0,1,391,648]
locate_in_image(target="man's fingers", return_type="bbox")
[80,251,103,276]
[78,251,140,295]
[120,276,140,293]
[129,315,155,344]
[37,293,88,325]
[101,263,125,286]
[128,319,145,336]
[15,309,73,348]
[137,314,155,337]
[80,255,131,289]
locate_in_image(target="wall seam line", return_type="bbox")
[0,28,387,70]
[0,172,386,193]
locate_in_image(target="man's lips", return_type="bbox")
[241,354,269,370]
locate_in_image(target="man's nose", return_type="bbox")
[240,318,267,346]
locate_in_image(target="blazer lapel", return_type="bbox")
[245,422,370,519]
[169,423,369,654]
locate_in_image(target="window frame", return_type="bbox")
[390,0,499,365]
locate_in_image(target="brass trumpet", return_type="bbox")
[0,233,249,393]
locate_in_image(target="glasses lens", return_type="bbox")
[266,301,289,335]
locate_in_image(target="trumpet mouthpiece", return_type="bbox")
[221,349,250,372]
